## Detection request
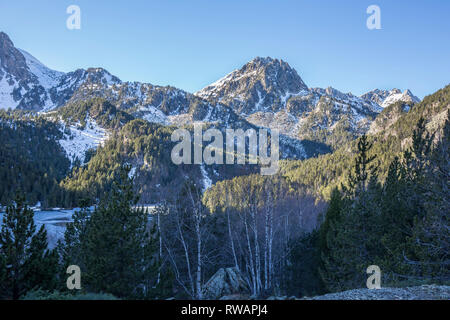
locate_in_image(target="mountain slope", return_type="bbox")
[0,110,70,206]
[1,31,437,208]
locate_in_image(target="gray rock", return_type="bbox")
[203,267,250,300]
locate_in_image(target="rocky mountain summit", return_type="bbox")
[196,57,309,116]
[0,32,248,127]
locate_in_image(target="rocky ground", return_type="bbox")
[203,267,449,300]
[295,285,450,300]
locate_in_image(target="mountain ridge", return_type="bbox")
[0,32,423,154]
[194,56,420,143]
[0,33,419,116]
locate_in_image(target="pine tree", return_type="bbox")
[23,226,59,293]
[0,250,7,296]
[286,231,324,297]
[319,135,382,291]
[377,116,449,284]
[347,134,378,194]
[318,186,355,291]
[0,193,57,299]
[405,117,434,176]
[79,166,159,298]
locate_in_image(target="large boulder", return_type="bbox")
[203,267,250,299]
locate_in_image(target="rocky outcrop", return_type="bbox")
[368,101,411,135]
[0,32,30,83]
[203,267,250,300]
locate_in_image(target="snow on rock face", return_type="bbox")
[58,119,108,165]
[0,32,66,110]
[0,76,19,109]
[194,58,387,140]
[128,166,137,179]
[19,49,64,89]
[361,88,420,109]
[0,32,125,111]
[380,89,420,108]
[139,105,169,124]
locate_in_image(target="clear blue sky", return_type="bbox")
[1,0,449,98]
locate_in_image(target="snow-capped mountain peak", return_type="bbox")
[361,88,420,109]
[195,56,309,115]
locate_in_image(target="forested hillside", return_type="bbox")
[55,98,134,130]
[59,119,261,207]
[202,113,449,297]
[281,85,450,200]
[0,110,70,207]
[60,119,193,206]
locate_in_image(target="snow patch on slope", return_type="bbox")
[361,88,420,109]
[128,166,137,179]
[58,119,108,165]
[380,90,420,109]
[139,105,169,124]
[0,76,19,109]
[195,69,240,99]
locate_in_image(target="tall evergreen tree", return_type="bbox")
[286,231,324,297]
[0,194,57,299]
[379,157,412,279]
[319,135,382,291]
[73,166,159,298]
[347,134,378,194]
[376,117,447,284]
